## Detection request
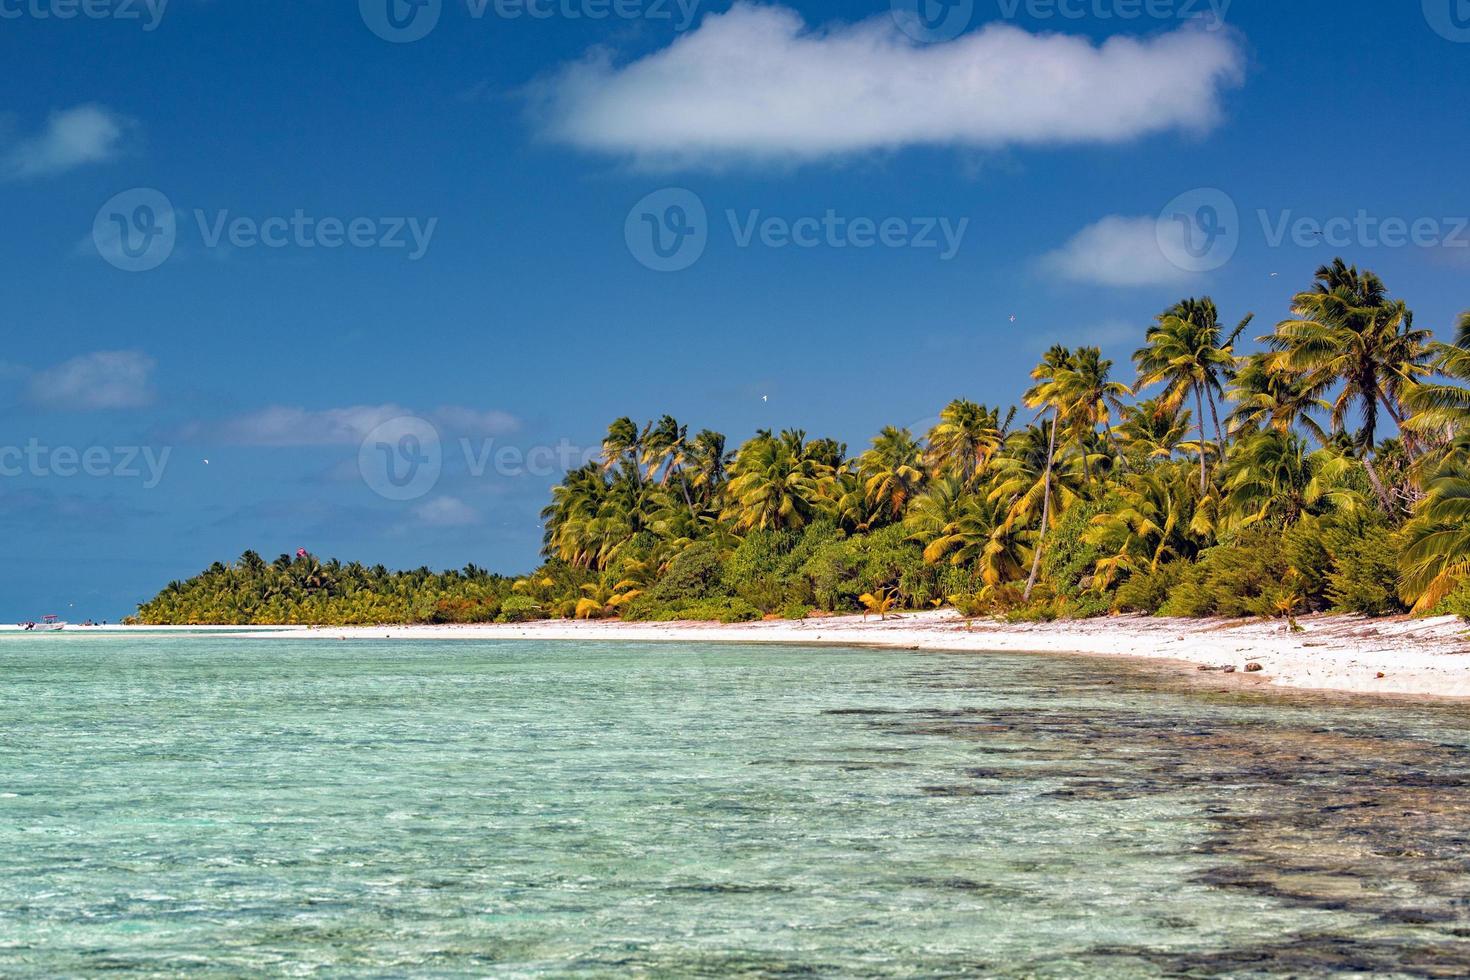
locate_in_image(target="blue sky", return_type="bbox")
[2,0,1467,619]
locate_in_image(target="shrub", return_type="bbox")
[1322,517,1403,615]
[644,540,728,604]
[1040,498,1109,616]
[1113,562,1182,615]
[496,595,544,623]
[722,529,796,612]
[650,597,762,623]
[1158,526,1289,618]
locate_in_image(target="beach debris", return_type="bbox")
[1245,662,1263,672]
[1222,665,1237,673]
[1377,672,1387,679]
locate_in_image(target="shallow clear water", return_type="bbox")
[4,636,1470,976]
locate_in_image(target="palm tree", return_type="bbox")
[905,476,1001,567]
[1400,463,1470,612]
[924,400,1006,486]
[1018,346,1076,599]
[1116,397,1192,463]
[1226,352,1330,444]
[685,429,731,506]
[721,430,834,532]
[1134,297,1248,492]
[858,426,926,527]
[643,415,699,518]
[990,419,1084,600]
[1056,346,1130,483]
[601,417,648,487]
[1267,259,1431,510]
[1219,431,1362,530]
[1085,462,1209,589]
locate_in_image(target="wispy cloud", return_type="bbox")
[27,350,156,411]
[1038,215,1194,287]
[181,404,522,446]
[412,496,481,527]
[2,104,131,181]
[529,4,1243,169]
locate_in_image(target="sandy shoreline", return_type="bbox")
[116,610,1470,701]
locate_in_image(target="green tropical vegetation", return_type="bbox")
[137,260,1470,626]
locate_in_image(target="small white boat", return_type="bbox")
[26,615,67,632]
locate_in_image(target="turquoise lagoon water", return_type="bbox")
[3,635,1470,976]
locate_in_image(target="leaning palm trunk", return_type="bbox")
[1207,392,1226,475]
[1195,385,1208,493]
[1361,452,1396,515]
[1023,411,1059,601]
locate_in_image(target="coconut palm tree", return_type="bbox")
[1266,259,1431,510]
[905,476,1001,567]
[1219,431,1363,530]
[1116,398,1193,463]
[1134,297,1247,492]
[601,417,649,487]
[1056,346,1131,483]
[1401,461,1470,613]
[1018,346,1077,599]
[1226,352,1331,444]
[685,429,731,506]
[1085,462,1209,589]
[721,430,834,532]
[858,426,926,527]
[924,400,1007,486]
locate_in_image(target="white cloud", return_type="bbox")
[529,4,1243,168]
[1038,214,1193,287]
[413,496,481,527]
[432,406,520,437]
[188,404,415,447]
[2,105,130,180]
[185,404,523,446]
[27,350,156,410]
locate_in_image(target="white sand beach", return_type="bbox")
[210,611,1470,700]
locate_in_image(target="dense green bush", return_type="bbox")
[643,540,727,604]
[496,595,544,623]
[647,597,763,623]
[1040,498,1111,618]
